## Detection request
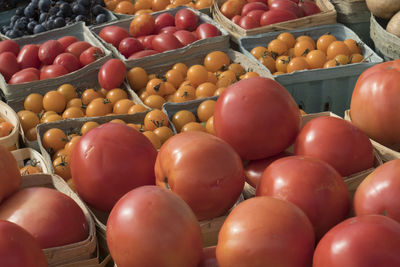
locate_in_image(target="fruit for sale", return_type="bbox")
[387,11,400,37]
[19,158,43,175]
[0,116,14,138]
[0,145,21,203]
[366,0,400,19]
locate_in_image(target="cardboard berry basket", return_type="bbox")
[344,110,400,162]
[90,6,230,69]
[239,23,383,117]
[11,147,51,174]
[212,0,336,43]
[18,174,98,267]
[0,22,113,102]
[0,100,20,150]
[370,14,400,61]
[242,112,383,199]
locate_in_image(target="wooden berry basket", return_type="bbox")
[370,14,400,61]
[211,0,337,43]
[0,100,20,150]
[11,147,51,174]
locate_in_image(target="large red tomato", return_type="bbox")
[256,156,350,240]
[350,59,400,146]
[38,40,64,65]
[98,59,126,91]
[107,186,203,267]
[0,39,20,56]
[151,33,184,52]
[155,131,244,220]
[0,145,21,203]
[216,196,315,267]
[294,116,374,177]
[313,215,400,267]
[0,220,47,267]
[0,187,88,249]
[71,123,157,212]
[214,77,301,161]
[354,159,400,223]
[0,51,21,82]
[98,26,130,48]
[17,44,40,69]
[9,68,39,84]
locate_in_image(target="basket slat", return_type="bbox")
[0,100,20,150]
[370,14,400,60]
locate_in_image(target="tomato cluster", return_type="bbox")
[0,38,105,84]
[0,116,14,138]
[250,32,365,75]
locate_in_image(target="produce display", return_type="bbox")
[0,0,112,38]
[0,116,14,138]
[19,158,43,175]
[98,9,221,58]
[250,32,364,74]
[221,0,321,29]
[366,0,400,38]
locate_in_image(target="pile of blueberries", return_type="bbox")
[0,0,27,12]
[1,0,110,38]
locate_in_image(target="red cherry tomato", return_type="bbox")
[98,59,126,90]
[0,39,20,56]
[158,26,178,34]
[118,37,144,58]
[0,52,21,82]
[9,68,40,84]
[40,65,68,80]
[173,30,198,46]
[260,9,298,26]
[241,2,268,16]
[38,40,64,65]
[239,16,260,29]
[65,41,92,58]
[57,36,78,51]
[231,15,242,25]
[154,12,176,33]
[17,44,40,69]
[99,26,130,48]
[175,9,198,31]
[151,33,184,52]
[79,46,104,67]
[53,53,81,73]
[247,9,265,23]
[195,23,221,39]
[270,0,303,17]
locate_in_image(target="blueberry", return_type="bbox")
[49,15,56,20]
[38,0,51,12]
[10,15,20,25]
[13,20,26,31]
[60,3,72,16]
[77,0,90,7]
[46,19,55,30]
[39,12,48,23]
[24,4,36,18]
[92,4,104,16]
[7,30,22,38]
[72,3,85,15]
[15,7,24,16]
[51,6,60,14]
[33,24,46,34]
[75,14,87,22]
[27,21,36,32]
[95,13,106,24]
[54,17,66,28]
[31,0,39,8]
[20,17,29,24]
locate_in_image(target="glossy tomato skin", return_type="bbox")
[0,187,88,249]
[299,0,321,16]
[313,215,400,267]
[0,52,20,82]
[198,246,218,267]
[231,15,242,25]
[294,116,374,177]
[53,53,81,73]
[354,159,400,223]
[128,49,159,59]
[129,13,155,37]
[152,33,184,52]
[260,9,297,26]
[0,39,20,56]
[38,40,64,65]
[247,9,265,23]
[239,16,259,29]
[241,2,268,16]
[118,37,144,58]
[350,60,400,146]
[65,41,92,58]
[0,220,47,267]
[155,12,176,33]
[257,156,350,240]
[99,26,130,48]
[159,26,178,34]
[57,36,78,51]
[155,131,245,220]
[79,47,104,67]
[98,59,126,91]
[174,30,198,46]
[9,68,39,84]
[175,9,198,31]
[71,123,157,212]
[270,0,303,17]
[0,145,21,204]
[17,44,40,69]
[214,77,301,161]
[195,23,221,39]
[217,196,315,267]
[40,64,68,80]
[107,186,203,267]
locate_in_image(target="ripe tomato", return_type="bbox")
[260,9,297,26]
[173,30,198,46]
[216,196,315,267]
[158,26,178,34]
[9,68,39,84]
[231,15,242,25]
[53,53,81,73]
[354,159,400,223]
[17,44,40,69]
[58,36,78,51]
[129,13,155,37]
[0,39,19,56]
[299,0,321,16]
[118,37,144,58]
[155,131,245,220]
[294,116,374,177]
[40,65,69,80]
[154,12,175,33]
[0,52,20,82]
[257,156,350,240]
[71,123,157,212]
[38,40,64,65]
[247,9,265,23]
[107,186,203,267]
[128,49,159,59]
[98,59,126,91]
[65,41,92,58]
[270,0,303,17]
[313,215,400,267]
[241,2,268,16]
[151,33,184,52]
[99,26,130,48]
[0,145,21,203]
[195,23,221,39]
[350,60,400,146]
[79,47,104,67]
[220,0,243,19]
[0,187,88,249]
[0,220,47,267]
[214,77,301,161]
[175,9,198,31]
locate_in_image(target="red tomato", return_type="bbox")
[38,40,64,65]
[0,220,47,267]
[270,0,303,17]
[313,215,400,267]
[354,159,400,223]
[65,41,92,58]
[175,9,198,31]
[350,60,400,146]
[107,186,203,267]
[220,0,243,19]
[9,68,39,84]
[244,151,291,188]
[129,13,155,37]
[214,77,301,161]
[216,196,315,267]
[173,30,198,46]
[57,36,78,51]
[71,123,157,212]
[0,187,88,249]
[0,39,19,56]
[231,15,242,25]
[118,37,144,58]
[79,46,104,67]
[0,52,21,82]
[0,145,21,204]
[294,116,374,177]
[257,156,350,240]
[248,0,268,4]
[98,26,130,48]
[247,9,265,23]
[40,65,68,80]
[17,44,40,69]
[198,247,218,267]
[53,53,81,73]
[141,34,157,49]
[260,9,298,26]
[241,2,268,16]
[159,26,178,34]
[155,131,244,220]
[298,0,321,16]
[154,12,176,33]
[239,16,260,29]
[152,33,184,52]
[195,23,221,39]
[128,49,159,59]
[98,59,126,91]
